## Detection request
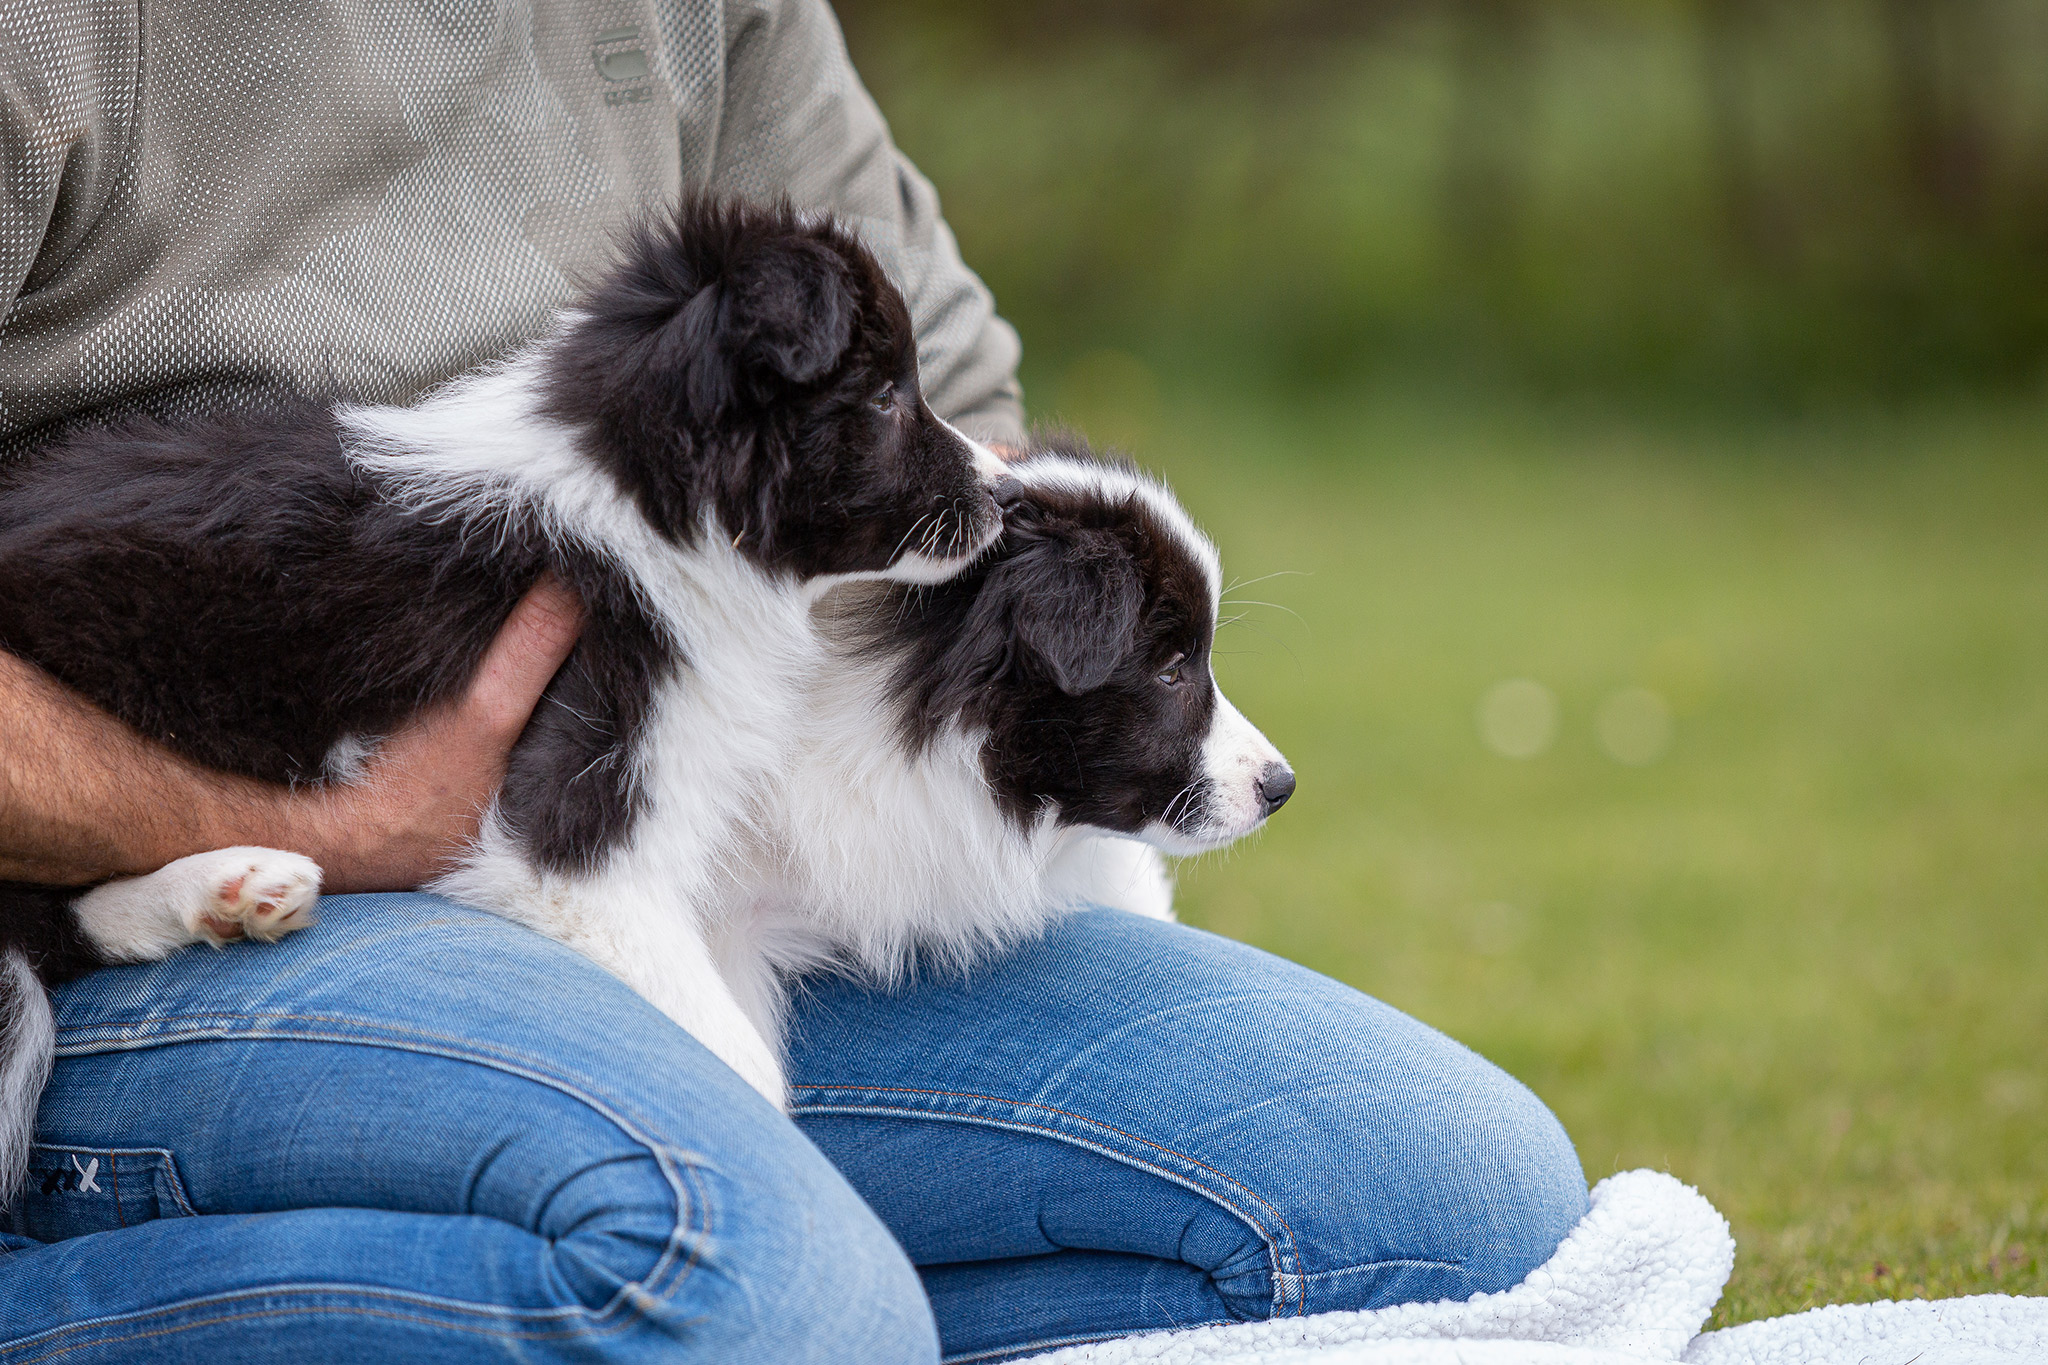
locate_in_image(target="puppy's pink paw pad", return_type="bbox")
[190,852,321,946]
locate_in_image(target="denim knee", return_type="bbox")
[787,909,1590,1336]
[508,1027,938,1360]
[1420,1064,1589,1297]
[1287,1039,1590,1314]
[439,1019,940,1362]
[30,894,941,1364]
[1078,926,1596,1316]
[620,1147,938,1364]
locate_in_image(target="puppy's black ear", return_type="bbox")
[1006,530,1144,694]
[728,238,857,392]
[551,205,862,433]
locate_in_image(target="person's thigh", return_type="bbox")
[785,908,1589,1363]
[1,894,936,1365]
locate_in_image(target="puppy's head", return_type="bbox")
[887,440,1293,853]
[542,196,1002,583]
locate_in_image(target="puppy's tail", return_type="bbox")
[0,947,54,1207]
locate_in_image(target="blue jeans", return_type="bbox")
[0,896,1586,1362]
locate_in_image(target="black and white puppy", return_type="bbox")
[704,441,1296,1045]
[0,198,1003,1194]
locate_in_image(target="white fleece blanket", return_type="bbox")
[1017,1170,2048,1365]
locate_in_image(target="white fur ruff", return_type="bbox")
[0,949,54,1206]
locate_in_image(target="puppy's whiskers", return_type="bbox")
[1161,781,1201,831]
[1219,598,1306,628]
[887,510,935,566]
[1226,616,1305,675]
[1220,570,1306,596]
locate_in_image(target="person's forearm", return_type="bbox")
[0,578,584,893]
[0,649,310,885]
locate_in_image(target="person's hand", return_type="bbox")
[300,576,585,892]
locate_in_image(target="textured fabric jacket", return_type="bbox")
[0,0,1025,457]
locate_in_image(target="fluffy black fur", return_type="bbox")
[0,196,995,990]
[543,207,990,577]
[0,403,559,979]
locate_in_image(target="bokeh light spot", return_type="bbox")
[1983,1071,2041,1114]
[1478,678,1559,759]
[1596,687,1674,765]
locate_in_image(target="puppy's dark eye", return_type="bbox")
[1156,653,1186,686]
[870,383,896,412]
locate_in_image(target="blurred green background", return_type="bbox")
[835,0,2048,1326]
[842,0,2048,404]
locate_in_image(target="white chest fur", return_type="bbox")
[704,644,1175,1043]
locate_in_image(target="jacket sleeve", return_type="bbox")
[0,0,135,442]
[0,10,66,388]
[707,0,1026,444]
[0,23,49,341]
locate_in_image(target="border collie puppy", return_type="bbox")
[0,198,1003,1196]
[704,440,1296,1047]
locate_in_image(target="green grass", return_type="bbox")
[1062,376,2048,1325]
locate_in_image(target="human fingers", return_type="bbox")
[461,574,585,739]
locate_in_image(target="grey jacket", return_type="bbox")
[0,0,1025,456]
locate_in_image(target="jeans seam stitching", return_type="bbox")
[655,1155,713,1306]
[46,1019,705,1323]
[51,1011,651,1099]
[0,1268,697,1358]
[1,1294,651,1362]
[791,1087,1305,1315]
[58,1010,635,1089]
[795,1100,1281,1253]
[161,1156,198,1218]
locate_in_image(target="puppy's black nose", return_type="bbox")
[1258,763,1295,816]
[991,475,1026,510]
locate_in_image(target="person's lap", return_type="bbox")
[0,894,931,1364]
[787,909,1588,1359]
[0,895,1587,1363]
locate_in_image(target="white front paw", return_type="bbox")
[181,848,322,946]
